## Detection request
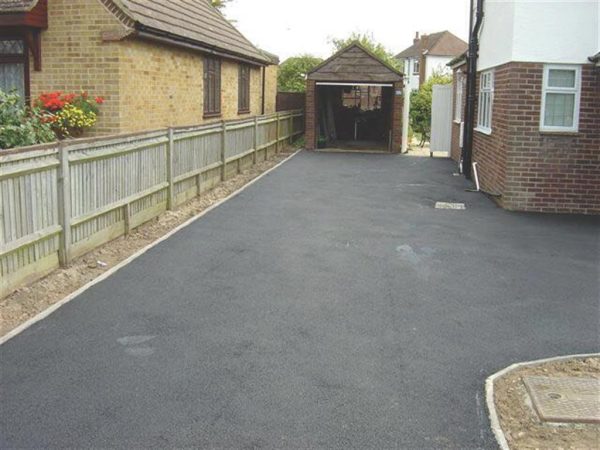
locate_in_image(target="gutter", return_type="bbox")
[135,25,270,67]
[462,0,484,179]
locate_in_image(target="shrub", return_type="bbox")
[0,90,55,150]
[409,72,453,146]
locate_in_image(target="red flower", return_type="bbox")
[95,96,104,104]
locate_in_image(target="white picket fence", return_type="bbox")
[0,110,304,297]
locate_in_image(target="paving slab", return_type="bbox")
[1,152,599,449]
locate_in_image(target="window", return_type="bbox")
[454,71,464,122]
[540,65,581,132]
[413,59,420,75]
[203,57,221,117]
[0,38,28,101]
[476,70,494,133]
[238,64,250,113]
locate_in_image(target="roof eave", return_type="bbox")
[134,25,270,66]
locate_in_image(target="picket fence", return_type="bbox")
[0,110,304,297]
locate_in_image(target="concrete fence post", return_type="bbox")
[57,142,72,266]
[166,128,175,210]
[276,112,281,154]
[221,120,227,181]
[253,115,259,165]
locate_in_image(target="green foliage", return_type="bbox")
[409,71,453,146]
[211,0,232,11]
[0,90,55,150]
[278,54,323,92]
[329,32,403,72]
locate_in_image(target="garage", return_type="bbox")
[305,43,404,153]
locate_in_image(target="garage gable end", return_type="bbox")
[308,43,403,83]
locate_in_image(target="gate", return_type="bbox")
[430,84,453,156]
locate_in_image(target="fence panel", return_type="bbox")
[0,110,304,298]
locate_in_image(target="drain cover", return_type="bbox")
[435,202,466,210]
[523,376,600,424]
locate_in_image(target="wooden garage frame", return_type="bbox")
[305,42,404,152]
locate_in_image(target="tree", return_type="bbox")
[329,32,403,72]
[277,55,324,92]
[409,71,453,146]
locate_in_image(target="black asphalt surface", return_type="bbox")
[1,151,599,449]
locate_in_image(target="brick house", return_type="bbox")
[395,31,467,90]
[0,0,279,135]
[452,0,599,214]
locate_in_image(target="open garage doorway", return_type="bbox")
[317,82,394,151]
[305,43,404,153]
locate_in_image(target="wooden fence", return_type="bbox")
[0,110,304,298]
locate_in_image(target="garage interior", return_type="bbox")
[305,43,404,153]
[317,83,394,151]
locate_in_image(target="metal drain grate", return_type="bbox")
[435,202,466,210]
[523,376,600,424]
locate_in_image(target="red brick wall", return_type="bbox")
[450,65,467,163]
[305,80,317,150]
[470,62,600,214]
[471,64,512,200]
[391,81,404,152]
[502,63,600,214]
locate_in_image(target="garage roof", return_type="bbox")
[308,43,403,83]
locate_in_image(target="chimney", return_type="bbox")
[413,31,420,44]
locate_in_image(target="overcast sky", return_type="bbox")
[225,0,471,61]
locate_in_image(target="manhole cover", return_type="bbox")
[523,376,600,424]
[435,202,466,210]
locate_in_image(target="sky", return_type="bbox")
[225,0,471,61]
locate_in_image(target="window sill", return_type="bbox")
[539,130,579,137]
[475,127,492,136]
[453,120,462,124]
[238,110,251,115]
[203,112,222,119]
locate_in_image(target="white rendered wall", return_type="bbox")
[478,0,599,70]
[404,57,420,90]
[426,55,453,77]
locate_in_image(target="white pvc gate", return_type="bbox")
[430,84,453,156]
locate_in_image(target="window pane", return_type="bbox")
[548,69,576,88]
[0,63,25,99]
[0,40,24,55]
[544,93,574,127]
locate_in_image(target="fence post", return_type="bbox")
[123,203,131,236]
[221,120,227,181]
[57,142,72,266]
[253,115,259,165]
[276,112,281,154]
[167,128,175,210]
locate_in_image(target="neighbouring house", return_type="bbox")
[395,31,467,90]
[452,0,599,214]
[304,43,404,152]
[0,0,279,136]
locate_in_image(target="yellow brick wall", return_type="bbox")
[28,0,279,135]
[118,39,203,131]
[264,65,278,114]
[29,0,124,135]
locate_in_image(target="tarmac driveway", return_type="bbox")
[1,151,598,449]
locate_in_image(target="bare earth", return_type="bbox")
[494,357,600,450]
[0,149,297,338]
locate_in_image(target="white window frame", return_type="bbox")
[413,59,420,75]
[476,70,494,135]
[454,71,464,123]
[540,64,581,133]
